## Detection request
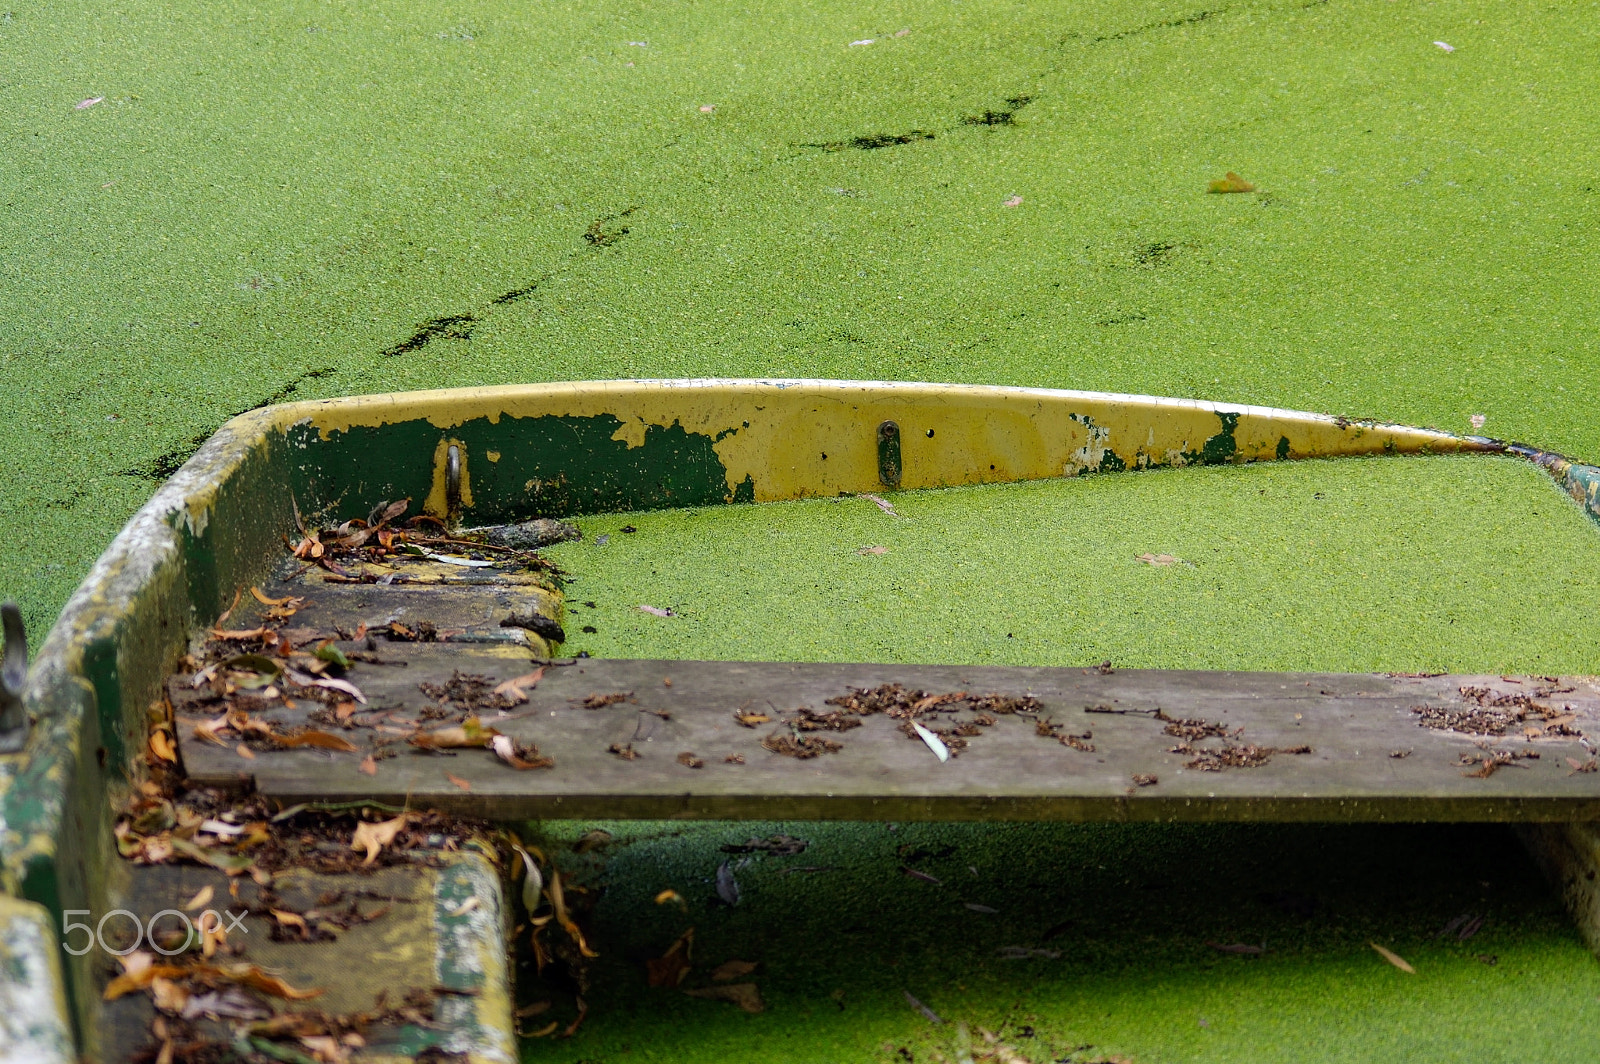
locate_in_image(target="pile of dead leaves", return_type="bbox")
[112,945,454,1064]
[180,607,556,775]
[1415,683,1587,740]
[797,684,1047,759]
[117,767,491,880]
[1170,741,1311,772]
[1459,745,1540,778]
[644,929,765,1014]
[286,497,562,585]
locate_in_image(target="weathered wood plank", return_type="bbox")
[176,652,1600,822]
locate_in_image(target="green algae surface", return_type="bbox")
[7,0,1600,639]
[526,454,1600,1063]
[548,455,1600,675]
[5,1,1600,1058]
[523,819,1600,1064]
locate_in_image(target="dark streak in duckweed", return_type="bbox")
[963,95,1034,127]
[118,367,337,481]
[379,315,477,358]
[807,131,936,152]
[1090,8,1227,44]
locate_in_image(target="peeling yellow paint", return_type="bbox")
[246,380,1494,506]
[609,417,650,449]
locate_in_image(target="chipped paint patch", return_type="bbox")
[1067,413,1112,475]
[431,856,515,1063]
[0,896,73,1063]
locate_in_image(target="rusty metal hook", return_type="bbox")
[446,444,462,519]
[0,602,29,751]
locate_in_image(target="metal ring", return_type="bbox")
[446,444,462,514]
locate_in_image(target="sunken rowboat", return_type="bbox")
[2,379,1598,1061]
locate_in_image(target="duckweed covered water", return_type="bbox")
[7,0,1600,642]
[522,818,1600,1064]
[524,455,1600,1064]
[5,0,1599,1055]
[547,455,1600,674]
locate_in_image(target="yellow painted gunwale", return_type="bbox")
[255,379,1492,505]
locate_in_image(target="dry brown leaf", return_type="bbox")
[1136,553,1181,566]
[251,587,296,607]
[527,1021,558,1038]
[149,730,177,763]
[1370,942,1415,973]
[515,1001,552,1019]
[410,717,501,749]
[685,982,764,1013]
[545,869,598,957]
[733,711,770,727]
[211,627,271,641]
[214,962,324,999]
[711,959,758,981]
[276,730,358,753]
[1208,171,1256,193]
[183,885,214,911]
[655,889,687,910]
[103,963,188,1000]
[447,772,473,792]
[359,756,377,776]
[350,814,410,866]
[646,927,694,987]
[216,588,243,626]
[856,545,887,555]
[271,909,309,936]
[235,743,256,760]
[493,668,547,704]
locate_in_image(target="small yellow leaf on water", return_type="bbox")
[1370,942,1415,973]
[1208,171,1256,194]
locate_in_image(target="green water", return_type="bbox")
[527,455,1600,1063]
[6,0,1600,641]
[523,818,1600,1064]
[547,455,1600,675]
[4,0,1599,1056]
